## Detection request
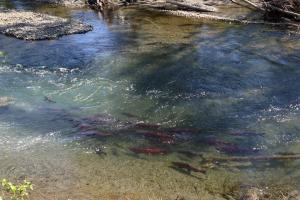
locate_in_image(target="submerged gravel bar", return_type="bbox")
[0,10,92,40]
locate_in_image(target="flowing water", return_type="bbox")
[1,1,300,199]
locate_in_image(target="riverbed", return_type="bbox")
[0,1,300,199]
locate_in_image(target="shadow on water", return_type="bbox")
[102,21,300,130]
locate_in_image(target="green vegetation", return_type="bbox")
[0,51,6,57]
[0,179,33,200]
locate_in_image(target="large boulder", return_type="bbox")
[0,10,93,40]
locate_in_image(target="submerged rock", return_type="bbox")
[0,10,93,40]
[0,96,13,107]
[95,146,107,155]
[241,187,263,200]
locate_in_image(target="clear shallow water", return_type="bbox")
[1,1,300,199]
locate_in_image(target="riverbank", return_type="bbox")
[0,9,92,40]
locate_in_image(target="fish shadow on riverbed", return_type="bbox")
[125,152,159,161]
[169,166,204,180]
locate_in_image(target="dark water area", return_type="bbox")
[0,1,300,199]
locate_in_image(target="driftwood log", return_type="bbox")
[231,0,263,10]
[232,0,300,21]
[239,0,263,10]
[166,0,218,12]
[264,3,300,20]
[231,0,257,10]
[157,9,300,28]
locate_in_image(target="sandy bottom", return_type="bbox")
[0,141,232,200]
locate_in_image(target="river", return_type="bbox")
[0,1,300,199]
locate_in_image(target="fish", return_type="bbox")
[168,128,201,134]
[199,137,259,154]
[133,122,161,130]
[229,131,265,137]
[44,96,56,103]
[171,162,205,173]
[79,130,113,137]
[94,131,113,137]
[83,114,117,125]
[143,131,175,144]
[172,133,194,141]
[159,137,175,144]
[216,143,260,154]
[77,124,94,131]
[129,147,168,155]
[70,119,82,127]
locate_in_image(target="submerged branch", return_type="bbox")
[156,9,300,29]
[165,0,218,12]
[239,0,264,10]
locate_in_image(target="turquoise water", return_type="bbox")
[1,1,300,199]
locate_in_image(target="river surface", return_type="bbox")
[0,1,300,199]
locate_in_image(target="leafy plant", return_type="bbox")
[0,51,6,57]
[0,179,33,200]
